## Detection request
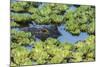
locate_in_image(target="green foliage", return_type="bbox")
[53,4,68,11]
[11,29,34,47]
[10,2,95,66]
[50,14,64,24]
[11,46,32,65]
[11,35,95,65]
[11,2,29,12]
[70,52,83,62]
[11,2,95,34]
[29,38,73,64]
[11,2,69,25]
[64,6,95,35]
[11,13,31,22]
[28,6,38,14]
[74,35,95,62]
[30,41,49,64]
[50,55,64,64]
[80,24,87,32]
[39,4,52,16]
[32,15,51,24]
[87,22,95,34]
[11,21,20,27]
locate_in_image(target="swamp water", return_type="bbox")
[11,2,95,66]
[19,24,89,51]
[11,5,89,51]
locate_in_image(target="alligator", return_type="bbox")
[20,24,61,40]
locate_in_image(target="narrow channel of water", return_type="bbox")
[57,24,89,44]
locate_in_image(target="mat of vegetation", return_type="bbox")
[10,1,95,66]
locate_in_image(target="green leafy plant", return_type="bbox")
[11,13,31,22]
[64,6,95,35]
[11,2,29,12]
[10,2,95,66]
[11,46,32,66]
[11,29,34,47]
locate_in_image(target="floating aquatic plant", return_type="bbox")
[11,29,34,47]
[11,2,29,12]
[39,4,52,16]
[11,13,31,22]
[11,21,20,27]
[11,46,32,66]
[10,2,95,66]
[50,14,64,24]
[29,38,73,64]
[28,6,38,14]
[64,6,95,35]
[11,35,95,66]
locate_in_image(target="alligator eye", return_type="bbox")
[42,29,48,33]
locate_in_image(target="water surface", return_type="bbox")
[58,25,89,44]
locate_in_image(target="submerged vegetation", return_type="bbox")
[11,1,95,66]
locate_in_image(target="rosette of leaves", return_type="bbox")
[30,41,49,64]
[11,13,31,23]
[75,6,95,24]
[64,10,80,35]
[11,2,29,12]
[11,42,21,49]
[51,4,68,15]
[59,42,73,51]
[31,3,68,24]
[54,4,68,11]
[32,15,51,24]
[44,38,72,63]
[85,35,95,45]
[44,38,59,46]
[74,35,95,62]
[11,21,20,27]
[65,18,80,35]
[11,29,34,46]
[50,14,64,24]
[64,6,95,35]
[80,24,88,32]
[49,49,70,64]
[69,52,83,62]
[87,21,95,34]
[39,4,52,16]
[28,6,38,14]
[11,46,32,66]
[29,38,74,64]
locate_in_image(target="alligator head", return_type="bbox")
[20,25,61,40]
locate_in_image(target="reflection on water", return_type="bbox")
[58,25,89,44]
